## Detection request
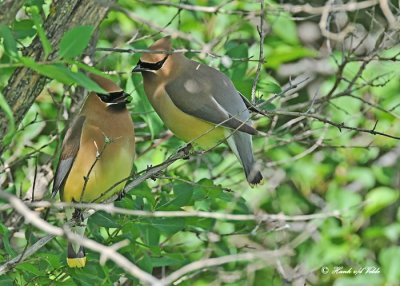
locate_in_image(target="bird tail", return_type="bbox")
[226,131,263,185]
[65,208,87,268]
[67,242,86,268]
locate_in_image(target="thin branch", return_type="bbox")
[0,234,56,275]
[112,5,202,45]
[319,0,355,41]
[0,190,162,285]
[251,0,265,103]
[265,124,328,167]
[95,47,256,63]
[93,144,193,202]
[80,136,110,202]
[257,110,400,141]
[138,0,258,16]
[161,248,292,285]
[18,201,342,222]
[281,0,379,15]
[379,0,399,29]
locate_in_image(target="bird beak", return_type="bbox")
[132,63,149,73]
[111,92,131,104]
[119,92,131,104]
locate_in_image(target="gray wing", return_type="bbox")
[52,116,86,197]
[165,60,257,135]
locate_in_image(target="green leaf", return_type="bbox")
[225,41,249,81]
[172,183,193,207]
[0,276,13,285]
[59,26,94,59]
[0,24,18,58]
[267,12,299,45]
[0,224,17,256]
[21,57,73,84]
[90,211,119,228]
[265,45,316,69]
[13,20,36,39]
[73,61,113,78]
[0,92,16,146]
[364,187,399,216]
[16,262,42,276]
[20,57,106,93]
[150,256,183,267]
[67,71,108,94]
[138,253,152,273]
[130,76,164,139]
[139,224,160,247]
[29,6,52,58]
[37,253,62,268]
[149,217,185,234]
[261,82,282,94]
[379,247,400,283]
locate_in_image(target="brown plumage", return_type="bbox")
[52,73,135,267]
[132,36,263,185]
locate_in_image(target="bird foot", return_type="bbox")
[178,143,192,160]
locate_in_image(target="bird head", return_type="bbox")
[132,36,172,74]
[89,73,131,107]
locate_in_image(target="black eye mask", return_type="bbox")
[96,91,130,104]
[134,54,169,72]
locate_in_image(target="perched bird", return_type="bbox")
[132,36,262,184]
[52,74,135,267]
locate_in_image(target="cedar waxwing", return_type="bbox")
[52,74,135,268]
[132,36,262,185]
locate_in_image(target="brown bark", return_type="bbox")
[0,0,114,153]
[0,0,25,25]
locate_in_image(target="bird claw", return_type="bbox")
[178,143,192,159]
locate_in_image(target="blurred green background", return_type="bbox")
[0,0,399,285]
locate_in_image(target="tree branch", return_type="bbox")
[0,0,115,154]
[13,201,341,222]
[251,0,266,103]
[0,234,56,275]
[161,247,292,285]
[0,190,162,285]
[0,0,25,25]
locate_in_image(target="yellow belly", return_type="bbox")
[62,132,134,203]
[149,86,225,149]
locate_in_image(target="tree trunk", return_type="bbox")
[0,0,25,25]
[0,0,114,154]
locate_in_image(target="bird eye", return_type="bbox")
[96,93,109,102]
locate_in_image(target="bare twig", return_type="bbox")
[93,144,193,202]
[80,136,111,202]
[138,0,259,16]
[257,110,400,141]
[319,0,355,41]
[15,201,342,222]
[0,190,162,285]
[0,234,56,275]
[266,124,328,167]
[161,248,293,285]
[251,0,266,103]
[379,0,399,28]
[112,5,202,45]
[281,0,379,15]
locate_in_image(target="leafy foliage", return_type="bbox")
[0,0,400,286]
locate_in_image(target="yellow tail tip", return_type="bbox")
[67,257,87,268]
